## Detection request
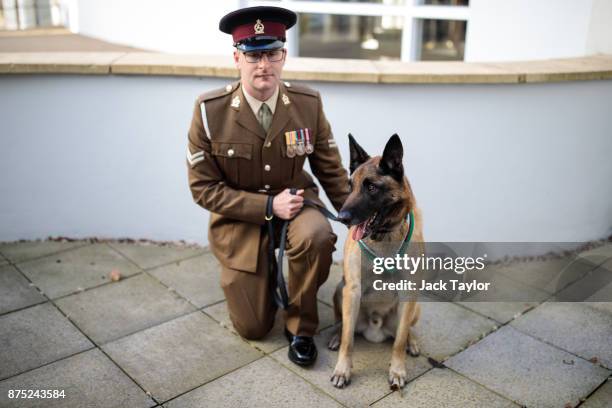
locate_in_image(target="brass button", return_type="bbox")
[264,164,271,171]
[227,148,235,157]
[264,184,270,189]
[265,141,271,148]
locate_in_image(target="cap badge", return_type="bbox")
[254,19,265,34]
[282,94,290,105]
[231,96,240,108]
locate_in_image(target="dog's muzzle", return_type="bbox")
[336,210,352,225]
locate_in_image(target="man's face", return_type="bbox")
[234,48,286,96]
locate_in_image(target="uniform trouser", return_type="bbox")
[220,206,337,339]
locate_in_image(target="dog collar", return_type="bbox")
[358,211,414,273]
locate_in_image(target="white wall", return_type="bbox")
[466,0,594,62]
[71,0,612,61]
[586,0,612,55]
[61,0,79,32]
[1,74,612,257]
[75,0,240,55]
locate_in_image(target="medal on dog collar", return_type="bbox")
[305,128,314,154]
[296,129,305,156]
[358,211,415,274]
[285,131,296,157]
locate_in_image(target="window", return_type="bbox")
[0,0,67,30]
[249,0,470,61]
[421,0,468,5]
[295,0,407,3]
[418,19,466,61]
[299,13,403,60]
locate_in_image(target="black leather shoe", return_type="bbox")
[285,328,317,366]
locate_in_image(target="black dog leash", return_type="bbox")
[265,188,342,309]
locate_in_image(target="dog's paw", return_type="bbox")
[327,333,340,351]
[406,337,420,357]
[388,362,407,390]
[330,360,352,388]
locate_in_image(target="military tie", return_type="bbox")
[258,103,273,133]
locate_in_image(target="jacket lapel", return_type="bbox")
[265,82,291,143]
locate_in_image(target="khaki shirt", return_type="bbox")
[187,80,349,273]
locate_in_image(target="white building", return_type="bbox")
[2,0,612,61]
[1,0,611,252]
[3,0,609,62]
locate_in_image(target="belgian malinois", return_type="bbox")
[329,134,423,390]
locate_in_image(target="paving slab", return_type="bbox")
[0,303,93,380]
[457,272,549,324]
[561,260,612,315]
[108,242,205,269]
[584,301,612,315]
[165,356,341,408]
[0,240,88,264]
[0,349,155,408]
[270,327,431,407]
[554,258,612,302]
[581,379,612,408]
[456,302,535,325]
[496,256,596,295]
[18,243,141,299]
[318,263,343,307]
[0,265,46,315]
[415,301,498,361]
[204,300,336,354]
[579,243,612,262]
[148,252,224,308]
[446,325,611,407]
[372,368,518,408]
[102,311,263,402]
[482,263,553,300]
[55,274,195,344]
[511,302,612,369]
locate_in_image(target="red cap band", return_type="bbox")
[232,20,286,43]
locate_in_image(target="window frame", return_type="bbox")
[247,0,470,61]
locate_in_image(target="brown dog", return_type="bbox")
[329,134,423,389]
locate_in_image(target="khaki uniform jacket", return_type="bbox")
[187,80,349,273]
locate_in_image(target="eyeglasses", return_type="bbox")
[242,49,285,63]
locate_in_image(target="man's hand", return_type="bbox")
[273,188,304,220]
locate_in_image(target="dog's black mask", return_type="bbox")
[340,134,406,240]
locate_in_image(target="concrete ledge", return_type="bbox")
[0,52,126,75]
[0,27,72,37]
[0,51,611,84]
[110,53,236,77]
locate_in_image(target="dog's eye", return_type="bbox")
[367,183,377,193]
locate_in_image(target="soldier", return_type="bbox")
[187,6,349,366]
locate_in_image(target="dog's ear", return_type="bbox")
[348,133,370,174]
[379,134,403,181]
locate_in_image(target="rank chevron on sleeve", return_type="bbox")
[187,147,205,166]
